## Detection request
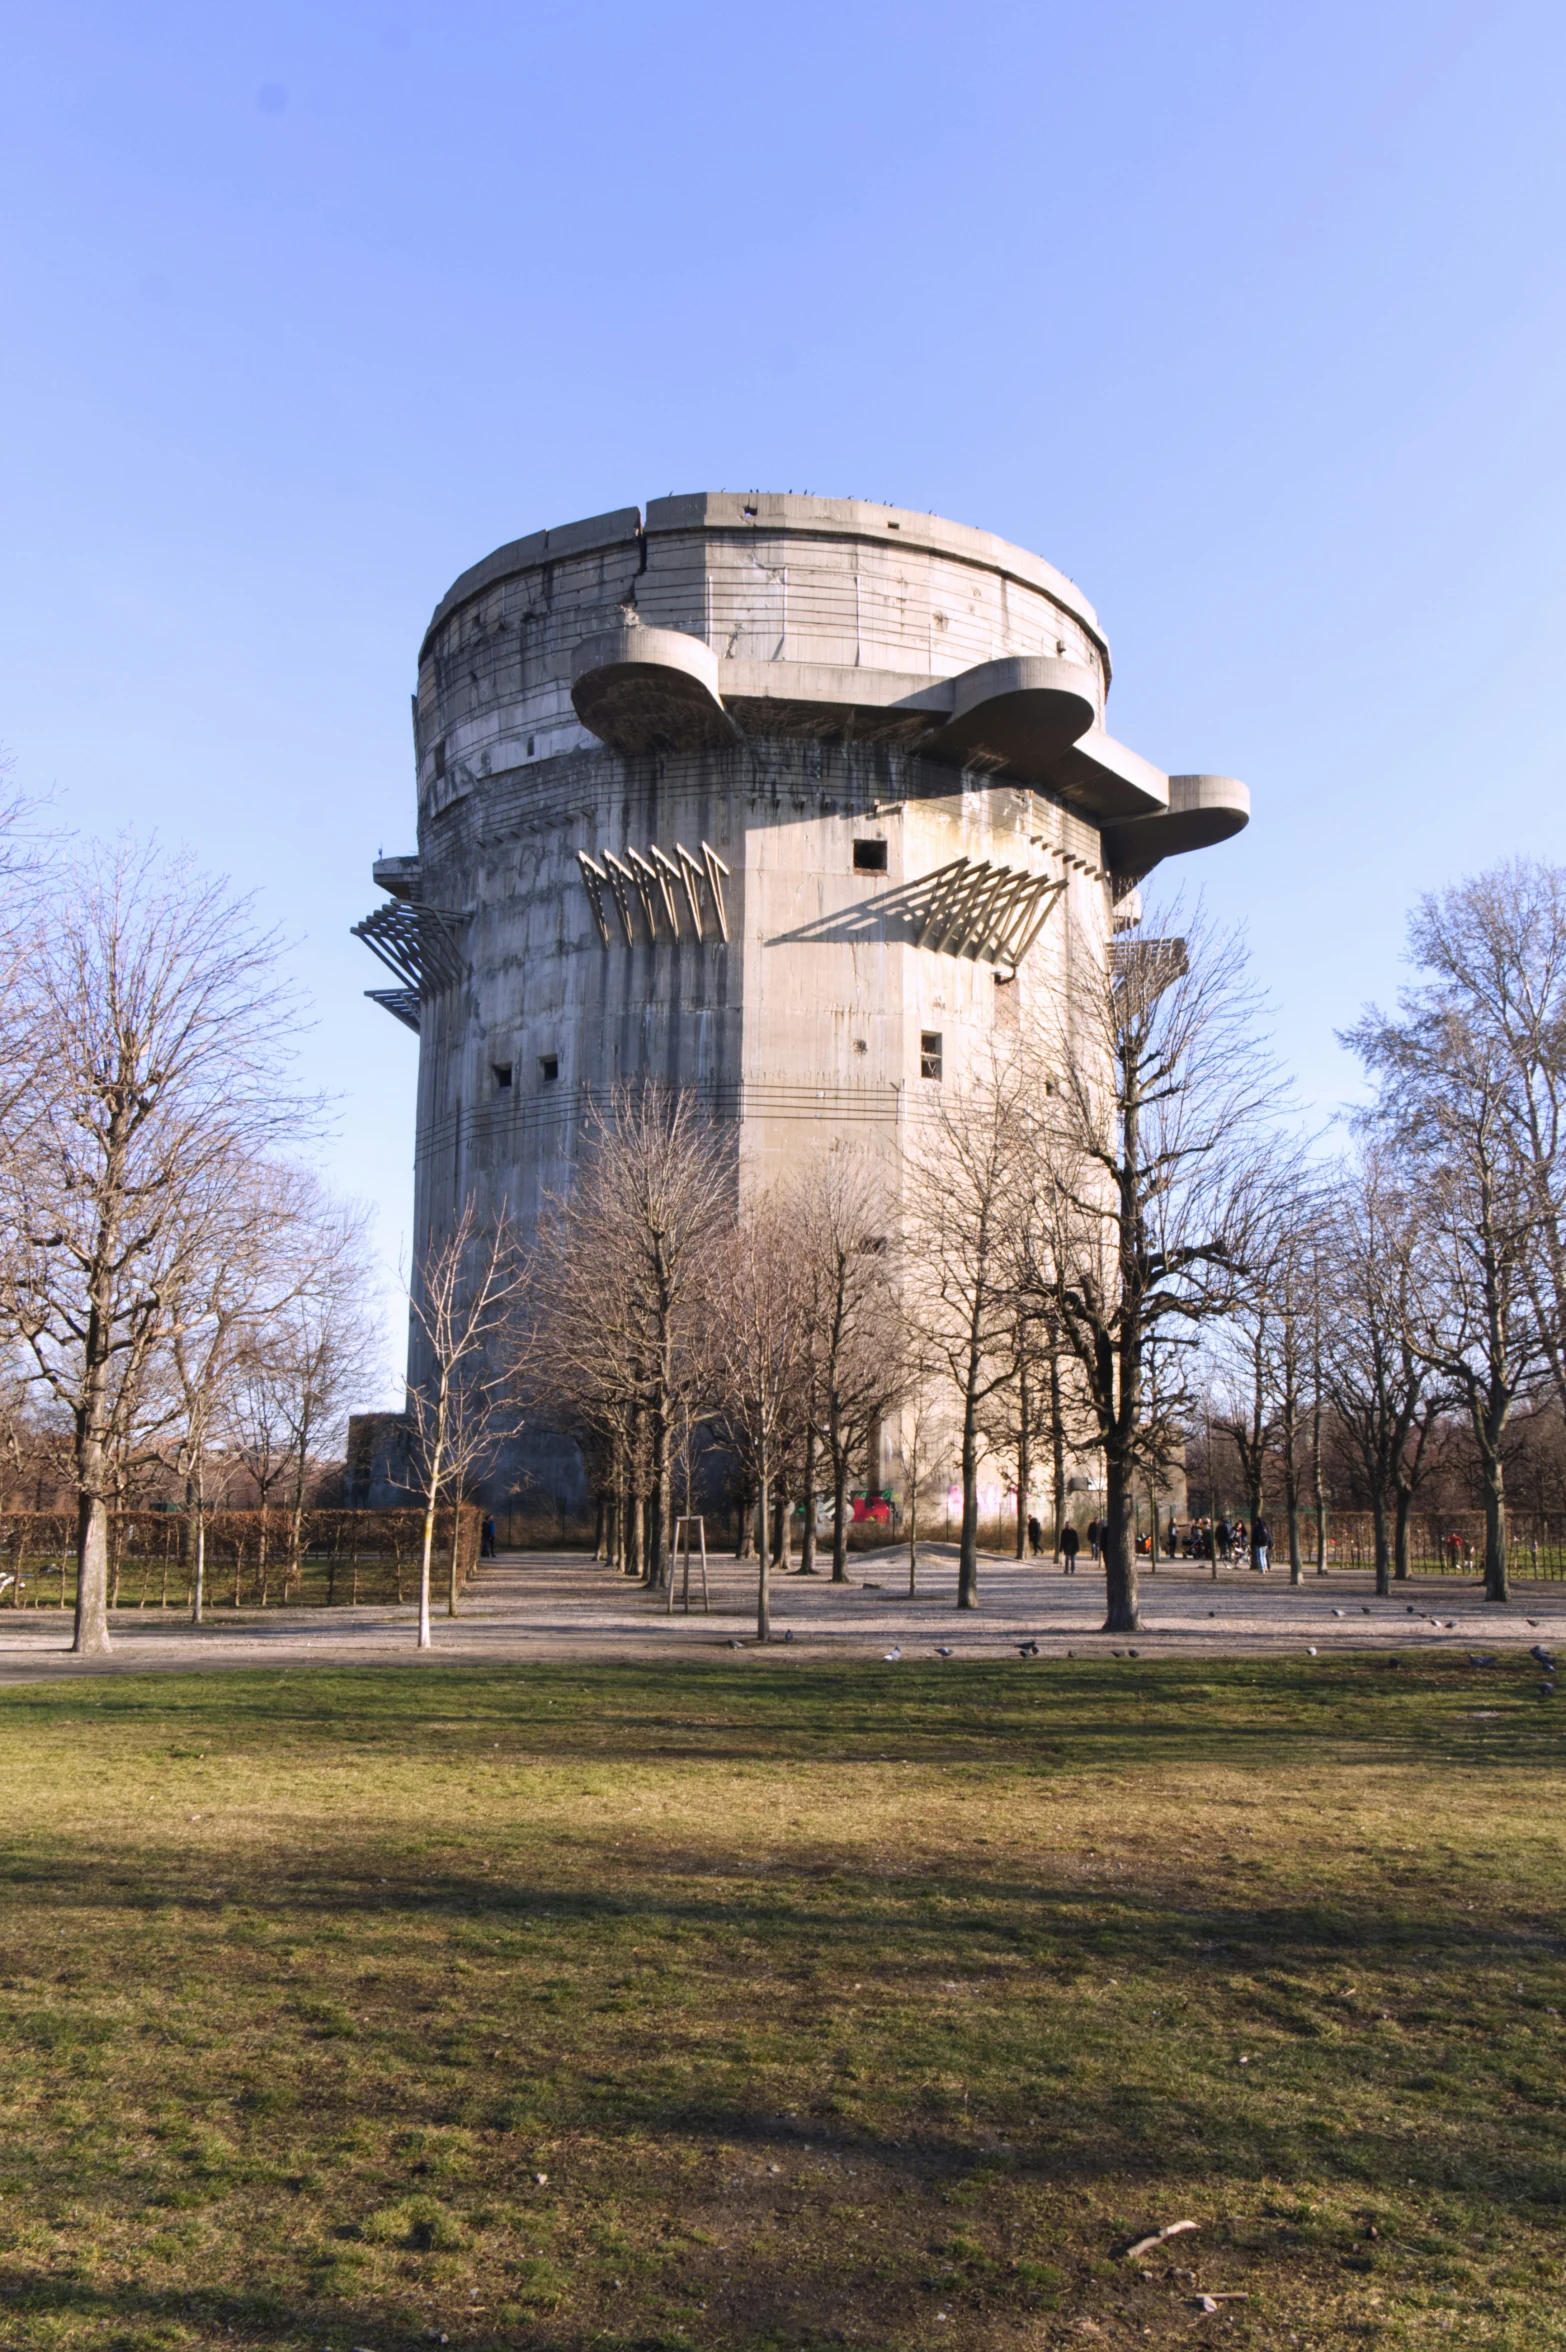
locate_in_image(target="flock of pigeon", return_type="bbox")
[732,1609,1562,1685]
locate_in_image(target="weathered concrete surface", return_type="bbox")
[357,495,1253,1510]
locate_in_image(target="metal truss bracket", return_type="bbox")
[578,839,730,947]
[351,899,467,995]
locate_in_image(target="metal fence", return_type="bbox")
[0,1507,481,1611]
[1168,1509,1566,1578]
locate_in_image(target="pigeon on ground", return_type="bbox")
[1531,1645,1556,1667]
[1017,1641,1041,1657]
[1332,1608,1346,1618]
[935,1646,954,1658]
[1527,1619,1540,1628]
[1541,1682,1556,1700]
[1469,1654,1495,1667]
[727,1638,745,1649]
[783,1629,794,1643]
[883,1647,902,1662]
[1362,1606,1371,1615]
[1307,1646,1318,1656]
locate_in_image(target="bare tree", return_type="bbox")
[267,1192,381,1591]
[1394,864,1566,1422]
[405,1195,528,1648]
[1346,994,1541,1603]
[0,842,314,1652]
[906,1046,1030,1610]
[1316,1150,1441,1594]
[711,1193,812,1642]
[894,1338,944,1597]
[166,1156,317,1622]
[1034,905,1286,1634]
[790,1155,904,1584]
[528,1087,730,1583]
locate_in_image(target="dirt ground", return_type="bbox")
[2,1542,1563,1680]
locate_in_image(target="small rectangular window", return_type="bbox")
[492,1063,513,1089]
[853,838,888,873]
[920,1030,943,1081]
[539,1054,559,1083]
[433,739,447,779]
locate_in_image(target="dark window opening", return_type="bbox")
[433,739,447,779]
[492,1063,513,1090]
[920,1031,943,1081]
[539,1054,559,1083]
[853,838,888,873]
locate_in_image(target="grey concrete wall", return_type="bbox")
[362,495,1248,1514]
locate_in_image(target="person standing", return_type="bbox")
[1252,1516,1271,1574]
[1087,1517,1102,1562]
[1027,1514,1043,1558]
[481,1514,497,1559]
[1216,1515,1232,1563]
[1061,1522,1080,1575]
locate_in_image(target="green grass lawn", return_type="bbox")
[1,1654,1563,2351]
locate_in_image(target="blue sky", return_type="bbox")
[3,0,1565,1391]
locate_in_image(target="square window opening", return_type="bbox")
[920,1030,943,1081]
[539,1054,559,1083]
[853,838,888,873]
[492,1062,513,1089]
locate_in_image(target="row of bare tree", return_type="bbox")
[1201,861,1566,1606]
[0,813,383,1652]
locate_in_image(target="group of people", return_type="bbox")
[1161,1514,1273,1571]
[1025,1514,1106,1570]
[1020,1510,1276,1572]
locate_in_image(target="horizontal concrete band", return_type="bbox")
[420,491,1108,668]
[413,1079,959,1169]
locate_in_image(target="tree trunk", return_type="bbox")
[1371,1492,1391,1598]
[73,1486,112,1655]
[1015,1348,1030,1560]
[800,1423,818,1574]
[1481,1455,1509,1603]
[908,1474,919,1596]
[191,1473,207,1627]
[1101,1446,1140,1633]
[755,1457,771,1641]
[1049,1343,1066,1561]
[830,1446,850,1584]
[1393,1486,1414,1583]
[447,1503,462,1616]
[957,1379,980,1611]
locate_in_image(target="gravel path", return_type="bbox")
[0,1544,1563,1680]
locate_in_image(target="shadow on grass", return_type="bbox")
[2,1654,1559,1777]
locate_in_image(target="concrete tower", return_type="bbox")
[355,493,1249,1510]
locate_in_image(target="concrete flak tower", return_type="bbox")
[356,492,1248,1510]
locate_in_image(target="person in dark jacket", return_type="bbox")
[1253,1517,1272,1573]
[1026,1514,1043,1557]
[481,1514,497,1558]
[1060,1523,1081,1574]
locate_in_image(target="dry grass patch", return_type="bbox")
[0,1654,1561,2349]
